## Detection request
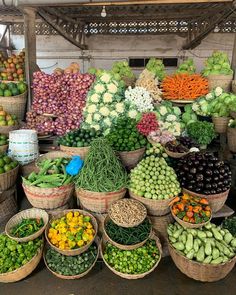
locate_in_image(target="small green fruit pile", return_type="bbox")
[0,82,27,97]
[0,153,18,174]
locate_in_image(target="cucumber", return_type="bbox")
[173,228,183,239]
[212,228,223,241]
[196,246,205,262]
[173,242,185,251]
[186,249,195,260]
[203,255,212,264]
[193,239,199,252]
[211,257,223,264]
[186,234,193,252]
[205,241,212,256]
[212,248,220,260]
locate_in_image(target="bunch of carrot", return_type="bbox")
[161,73,209,100]
[170,194,211,224]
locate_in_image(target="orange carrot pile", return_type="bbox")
[161,73,209,101]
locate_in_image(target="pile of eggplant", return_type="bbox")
[175,152,231,195]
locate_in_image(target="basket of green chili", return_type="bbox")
[5,208,49,242]
[103,215,152,250]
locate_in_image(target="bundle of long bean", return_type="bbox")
[105,218,151,245]
[75,138,128,192]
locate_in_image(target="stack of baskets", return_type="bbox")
[129,189,174,255]
[0,156,19,225]
[101,199,162,279]
[22,151,74,214]
[0,208,48,283]
[44,209,99,279]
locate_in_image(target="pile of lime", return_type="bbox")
[0,153,18,174]
[0,82,27,97]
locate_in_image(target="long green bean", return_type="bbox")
[75,138,127,192]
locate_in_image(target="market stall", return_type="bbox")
[0,0,236,286]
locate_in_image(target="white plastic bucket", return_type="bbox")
[8,129,39,165]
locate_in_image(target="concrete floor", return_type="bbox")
[0,256,235,295]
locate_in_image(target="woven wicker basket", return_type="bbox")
[164,148,189,159]
[123,76,136,87]
[0,124,19,135]
[108,198,147,228]
[129,190,173,216]
[45,202,70,217]
[212,116,230,134]
[0,165,19,191]
[117,147,146,170]
[149,213,174,243]
[60,145,89,159]
[5,208,49,242]
[0,240,43,283]
[103,215,152,250]
[0,186,17,224]
[182,188,229,213]
[0,144,8,153]
[0,91,27,121]
[36,151,71,167]
[227,127,236,153]
[23,182,74,210]
[100,233,162,279]
[45,209,98,256]
[43,237,100,279]
[208,74,233,92]
[76,187,126,213]
[168,242,236,282]
[171,208,212,229]
[230,110,236,119]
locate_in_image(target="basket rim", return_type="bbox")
[0,164,19,177]
[103,215,152,250]
[164,147,189,158]
[5,208,49,242]
[129,189,175,204]
[45,209,98,256]
[76,187,127,194]
[0,91,27,100]
[170,207,212,229]
[60,144,90,150]
[22,181,74,191]
[168,241,236,268]
[108,198,147,228]
[43,237,100,279]
[0,236,44,278]
[100,233,162,279]
[182,187,230,198]
[116,147,146,155]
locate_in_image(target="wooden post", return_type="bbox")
[23,7,37,110]
[231,33,236,79]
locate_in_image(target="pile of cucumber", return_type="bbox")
[168,222,236,264]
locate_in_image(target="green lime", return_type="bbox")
[0,83,7,91]
[0,134,7,140]
[0,89,3,96]
[11,88,20,96]
[0,140,6,146]
[4,164,12,172]
[3,156,12,164]
[4,89,12,97]
[0,159,5,167]
[17,82,27,94]
[11,161,18,168]
[0,167,4,174]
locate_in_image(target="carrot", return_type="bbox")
[199,198,209,205]
[169,196,180,207]
[177,203,185,211]
[161,73,209,101]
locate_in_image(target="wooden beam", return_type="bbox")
[23,7,37,110]
[183,7,236,49]
[18,0,232,7]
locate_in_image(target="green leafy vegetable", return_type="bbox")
[187,121,216,145]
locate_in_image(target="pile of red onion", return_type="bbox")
[137,112,159,136]
[27,71,95,135]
